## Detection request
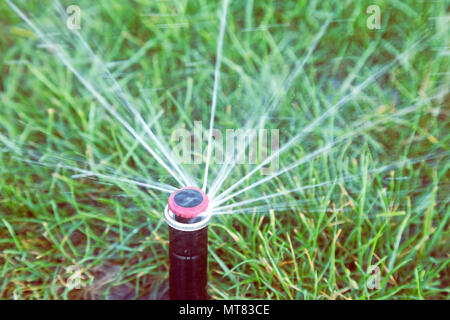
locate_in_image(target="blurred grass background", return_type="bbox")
[0,0,448,299]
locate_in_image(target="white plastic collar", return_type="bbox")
[164,205,211,232]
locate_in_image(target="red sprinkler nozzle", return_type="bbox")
[168,187,209,219]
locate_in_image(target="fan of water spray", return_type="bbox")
[2,0,449,299]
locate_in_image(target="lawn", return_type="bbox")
[0,0,448,299]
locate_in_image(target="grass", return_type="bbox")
[0,0,449,299]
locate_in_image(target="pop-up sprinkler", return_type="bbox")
[164,187,210,300]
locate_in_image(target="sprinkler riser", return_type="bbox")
[165,187,210,300]
[169,225,208,300]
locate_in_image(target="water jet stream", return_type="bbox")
[202,0,231,192]
[213,33,433,204]
[7,0,188,188]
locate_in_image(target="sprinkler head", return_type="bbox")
[166,186,209,300]
[168,187,209,220]
[165,187,211,231]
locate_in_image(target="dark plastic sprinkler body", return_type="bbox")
[165,187,210,300]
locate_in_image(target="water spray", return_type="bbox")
[164,187,210,300]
